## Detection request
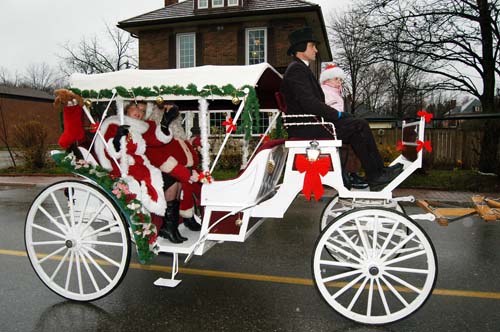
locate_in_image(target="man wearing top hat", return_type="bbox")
[280,27,403,191]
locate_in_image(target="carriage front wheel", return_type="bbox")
[25,180,131,301]
[312,207,437,325]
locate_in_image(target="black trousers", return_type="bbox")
[335,117,384,179]
[286,117,384,179]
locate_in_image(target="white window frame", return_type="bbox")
[212,0,224,8]
[198,0,208,9]
[176,33,196,68]
[228,0,239,6]
[245,27,267,65]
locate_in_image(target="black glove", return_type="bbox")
[113,125,129,151]
[160,104,179,135]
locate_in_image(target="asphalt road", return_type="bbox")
[1,184,500,332]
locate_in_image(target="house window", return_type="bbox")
[212,0,224,8]
[209,111,228,136]
[177,33,196,68]
[198,0,208,9]
[246,28,267,65]
[228,0,238,6]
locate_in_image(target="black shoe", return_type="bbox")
[171,200,188,241]
[368,167,403,191]
[183,217,201,231]
[348,173,369,189]
[159,201,185,243]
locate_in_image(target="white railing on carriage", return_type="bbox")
[281,114,337,139]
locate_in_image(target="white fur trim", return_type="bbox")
[180,207,193,218]
[154,122,172,143]
[320,66,346,83]
[160,156,178,173]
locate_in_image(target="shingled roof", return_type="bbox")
[119,0,320,27]
[0,85,53,101]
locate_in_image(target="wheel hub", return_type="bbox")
[65,239,74,248]
[369,266,379,276]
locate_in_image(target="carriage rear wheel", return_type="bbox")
[25,180,130,301]
[312,207,437,325]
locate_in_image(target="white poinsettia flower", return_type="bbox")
[127,203,140,210]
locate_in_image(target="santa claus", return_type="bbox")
[94,103,174,219]
[146,106,203,236]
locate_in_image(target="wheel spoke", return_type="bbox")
[50,249,71,281]
[354,218,371,258]
[78,202,108,237]
[371,216,379,259]
[84,245,122,268]
[68,186,76,228]
[325,240,363,263]
[377,221,399,259]
[31,222,66,240]
[38,206,68,235]
[384,250,428,267]
[50,192,71,231]
[81,240,124,247]
[82,250,113,283]
[383,272,422,294]
[77,191,91,227]
[380,232,417,262]
[367,278,374,317]
[80,222,120,240]
[31,240,66,246]
[380,275,409,306]
[347,276,369,311]
[383,266,429,275]
[65,251,75,290]
[331,273,365,300]
[319,259,361,269]
[376,278,391,315]
[79,252,100,292]
[322,268,362,283]
[337,228,366,259]
[38,246,67,264]
[75,253,83,295]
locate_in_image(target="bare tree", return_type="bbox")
[59,24,137,75]
[362,0,500,173]
[21,62,59,92]
[357,63,392,114]
[0,66,21,87]
[327,8,377,114]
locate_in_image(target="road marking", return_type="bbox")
[4,248,500,300]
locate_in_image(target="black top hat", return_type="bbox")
[287,27,320,55]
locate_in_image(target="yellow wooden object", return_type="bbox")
[472,196,498,222]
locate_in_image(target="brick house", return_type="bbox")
[0,86,58,147]
[117,0,332,76]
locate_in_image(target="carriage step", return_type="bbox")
[154,278,181,288]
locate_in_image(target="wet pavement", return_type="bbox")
[1,181,500,331]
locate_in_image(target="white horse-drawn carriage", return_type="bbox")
[25,63,437,325]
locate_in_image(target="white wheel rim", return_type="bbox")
[313,208,437,325]
[25,181,130,301]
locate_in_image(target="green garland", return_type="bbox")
[52,152,159,264]
[69,83,261,138]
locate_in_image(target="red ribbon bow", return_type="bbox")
[294,155,330,201]
[222,117,237,133]
[396,140,406,151]
[89,122,100,133]
[417,110,434,123]
[198,171,213,184]
[416,140,432,152]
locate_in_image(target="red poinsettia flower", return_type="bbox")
[259,134,270,143]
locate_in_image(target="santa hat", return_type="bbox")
[319,64,346,83]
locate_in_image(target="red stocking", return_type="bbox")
[58,105,85,149]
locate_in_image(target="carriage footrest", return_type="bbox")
[154,278,181,288]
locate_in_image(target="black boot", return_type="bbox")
[159,201,184,243]
[183,217,201,231]
[171,200,188,241]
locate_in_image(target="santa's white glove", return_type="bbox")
[189,170,199,183]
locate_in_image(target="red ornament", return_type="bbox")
[396,141,406,151]
[222,117,237,133]
[417,110,434,123]
[259,134,270,143]
[416,140,432,152]
[294,155,330,201]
